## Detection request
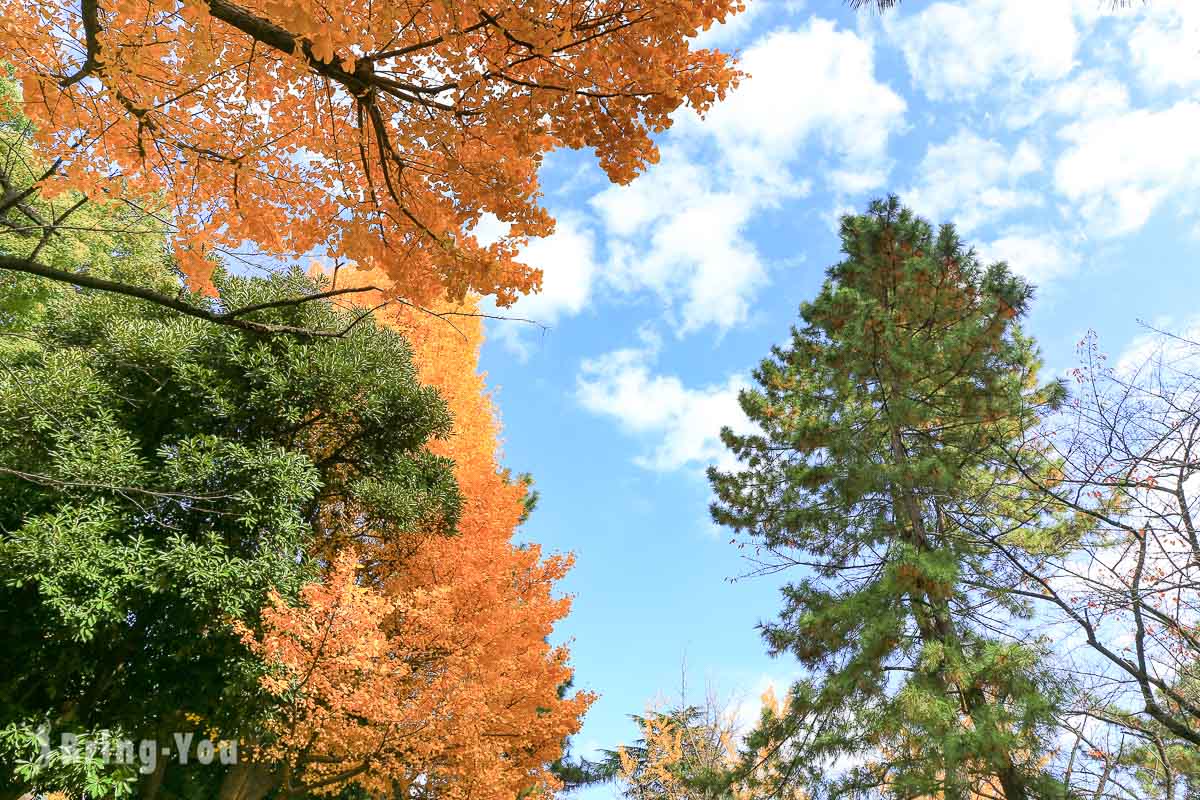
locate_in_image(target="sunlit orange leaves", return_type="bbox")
[240,278,591,797]
[1,0,741,299]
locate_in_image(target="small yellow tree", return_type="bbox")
[614,689,806,800]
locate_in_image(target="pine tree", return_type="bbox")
[710,197,1069,800]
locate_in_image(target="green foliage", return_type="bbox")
[0,721,139,799]
[0,69,168,331]
[0,114,466,793]
[514,471,540,524]
[0,264,462,792]
[0,72,470,799]
[710,197,1071,800]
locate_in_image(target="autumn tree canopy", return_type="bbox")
[0,70,589,799]
[231,282,592,800]
[0,0,741,312]
[0,236,590,800]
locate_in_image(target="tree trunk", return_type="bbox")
[139,754,168,800]
[888,428,1029,800]
[218,761,279,800]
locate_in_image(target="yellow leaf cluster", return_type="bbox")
[239,277,591,797]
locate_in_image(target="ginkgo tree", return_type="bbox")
[231,281,593,800]
[0,0,741,327]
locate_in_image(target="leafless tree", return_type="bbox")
[969,329,1200,797]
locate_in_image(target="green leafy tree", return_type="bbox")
[710,198,1071,800]
[0,69,167,331]
[0,256,461,798]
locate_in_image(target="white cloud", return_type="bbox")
[482,215,598,358]
[885,0,1079,100]
[1040,69,1130,119]
[904,131,1044,232]
[981,231,1081,286]
[828,167,890,195]
[591,152,715,238]
[591,150,775,333]
[1129,3,1200,91]
[692,0,804,49]
[484,17,905,343]
[585,19,904,335]
[1054,100,1200,236]
[679,20,906,190]
[1007,69,1130,129]
[468,212,510,248]
[1115,316,1200,379]
[576,333,754,473]
[508,217,596,322]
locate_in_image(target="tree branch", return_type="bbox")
[0,253,371,337]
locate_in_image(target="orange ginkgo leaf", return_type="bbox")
[240,278,592,798]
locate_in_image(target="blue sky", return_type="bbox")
[470,1,1200,792]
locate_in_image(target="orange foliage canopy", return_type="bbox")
[240,279,591,798]
[0,0,741,300]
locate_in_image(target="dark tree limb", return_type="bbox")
[59,0,104,88]
[0,253,379,337]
